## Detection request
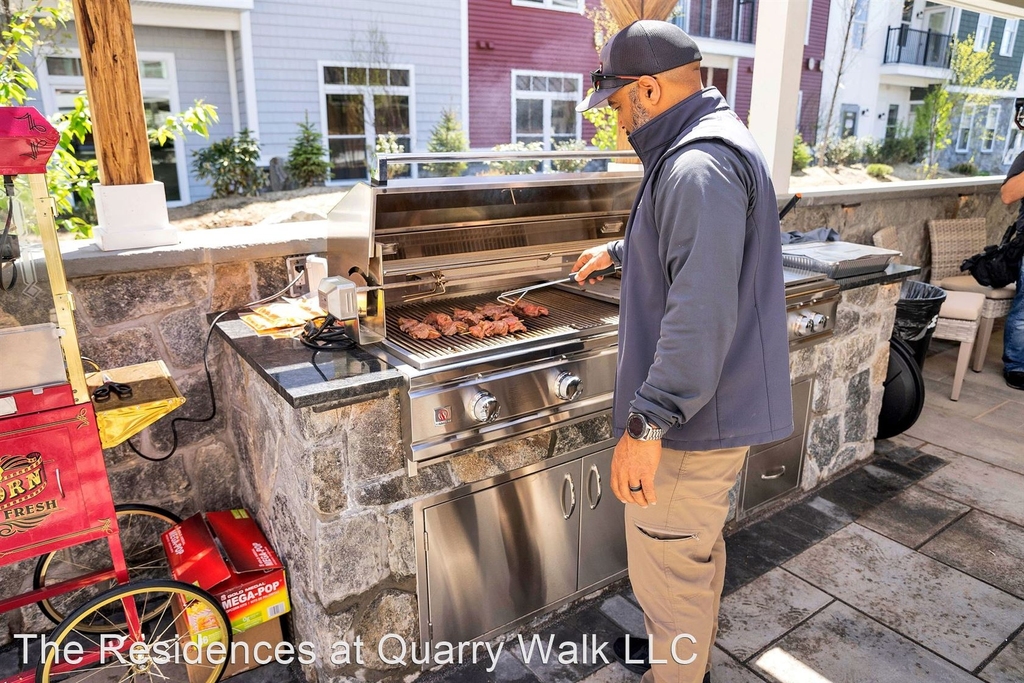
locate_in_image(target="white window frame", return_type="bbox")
[672,0,689,32]
[805,0,813,46]
[510,70,583,150]
[317,61,416,185]
[851,0,869,50]
[37,50,190,207]
[1000,18,1018,57]
[956,104,976,152]
[1003,121,1024,164]
[974,14,993,52]
[511,0,584,14]
[981,104,1000,152]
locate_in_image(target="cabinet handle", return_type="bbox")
[560,473,576,520]
[55,468,65,498]
[587,464,602,510]
[761,466,787,480]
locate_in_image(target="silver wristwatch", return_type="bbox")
[626,412,664,441]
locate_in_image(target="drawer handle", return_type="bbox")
[55,468,65,498]
[561,473,577,520]
[587,464,602,510]
[761,466,787,480]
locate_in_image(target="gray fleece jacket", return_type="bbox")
[609,87,793,451]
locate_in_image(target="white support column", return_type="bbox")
[239,10,260,140]
[225,30,241,134]
[747,0,810,195]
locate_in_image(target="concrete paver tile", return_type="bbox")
[921,510,1024,599]
[919,456,1024,526]
[576,662,639,683]
[905,402,1024,474]
[980,629,1024,683]
[858,485,970,548]
[598,595,646,638]
[716,567,832,661]
[784,524,1024,670]
[750,602,980,683]
[710,647,763,683]
[975,400,1024,435]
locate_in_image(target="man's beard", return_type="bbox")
[628,87,651,131]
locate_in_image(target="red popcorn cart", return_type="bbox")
[0,107,229,683]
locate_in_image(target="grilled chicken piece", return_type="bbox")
[513,301,549,318]
[453,308,485,325]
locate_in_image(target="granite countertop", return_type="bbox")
[213,318,405,409]
[833,263,921,291]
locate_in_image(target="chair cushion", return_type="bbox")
[938,275,1016,299]
[939,291,986,321]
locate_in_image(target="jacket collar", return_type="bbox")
[628,87,727,168]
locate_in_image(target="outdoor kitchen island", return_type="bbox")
[213,252,918,683]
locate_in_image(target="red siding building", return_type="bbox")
[468,0,600,148]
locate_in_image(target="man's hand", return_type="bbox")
[572,245,613,284]
[611,433,661,507]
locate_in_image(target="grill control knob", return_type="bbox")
[789,313,816,337]
[556,372,584,401]
[471,391,500,423]
[810,313,829,331]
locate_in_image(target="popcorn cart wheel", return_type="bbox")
[0,108,230,683]
[35,579,232,683]
[33,503,182,629]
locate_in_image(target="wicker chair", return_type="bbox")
[927,218,1016,372]
[875,227,985,401]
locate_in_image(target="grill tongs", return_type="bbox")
[497,265,619,306]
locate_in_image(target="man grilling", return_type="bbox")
[573,20,792,683]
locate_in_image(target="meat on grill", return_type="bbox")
[475,303,513,320]
[513,301,549,318]
[453,308,485,325]
[497,315,528,334]
[468,319,509,339]
[397,316,442,340]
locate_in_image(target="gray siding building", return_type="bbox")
[34,0,466,204]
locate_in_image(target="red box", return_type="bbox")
[162,509,290,634]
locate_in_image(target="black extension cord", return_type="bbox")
[299,314,357,351]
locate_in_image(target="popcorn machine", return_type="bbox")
[0,107,228,683]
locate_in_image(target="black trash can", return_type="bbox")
[892,280,947,369]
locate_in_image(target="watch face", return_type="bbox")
[626,413,647,439]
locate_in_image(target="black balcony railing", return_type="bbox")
[670,0,756,45]
[883,26,952,69]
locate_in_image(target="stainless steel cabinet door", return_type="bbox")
[578,448,627,590]
[423,460,581,644]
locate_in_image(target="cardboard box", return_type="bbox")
[162,509,291,635]
[163,509,291,680]
[173,604,284,683]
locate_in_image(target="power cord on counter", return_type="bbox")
[124,271,306,462]
[299,314,357,351]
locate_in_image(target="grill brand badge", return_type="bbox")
[434,406,453,426]
[0,452,58,538]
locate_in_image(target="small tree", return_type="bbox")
[286,114,330,187]
[582,105,618,150]
[192,129,264,197]
[423,108,468,177]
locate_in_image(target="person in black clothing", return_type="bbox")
[997,99,1024,390]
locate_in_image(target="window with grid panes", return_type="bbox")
[981,104,1000,152]
[512,71,582,150]
[321,65,412,180]
[956,105,976,152]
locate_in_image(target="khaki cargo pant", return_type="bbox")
[625,445,750,683]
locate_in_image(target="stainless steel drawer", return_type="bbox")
[740,435,803,512]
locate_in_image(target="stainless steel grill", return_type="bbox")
[383,290,619,370]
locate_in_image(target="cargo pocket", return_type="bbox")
[634,523,700,542]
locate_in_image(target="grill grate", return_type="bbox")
[382,289,618,370]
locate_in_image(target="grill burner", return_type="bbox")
[383,289,619,370]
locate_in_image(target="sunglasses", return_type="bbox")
[590,70,643,91]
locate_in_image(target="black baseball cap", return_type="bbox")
[576,20,703,112]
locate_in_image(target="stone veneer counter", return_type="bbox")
[213,266,920,683]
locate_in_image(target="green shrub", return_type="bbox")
[822,135,864,166]
[866,163,894,179]
[488,142,543,175]
[582,105,618,150]
[192,129,265,198]
[950,161,978,176]
[552,139,589,173]
[868,127,927,165]
[423,108,469,177]
[286,114,330,187]
[792,133,813,172]
[373,132,409,179]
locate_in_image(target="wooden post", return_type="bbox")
[70,0,153,186]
